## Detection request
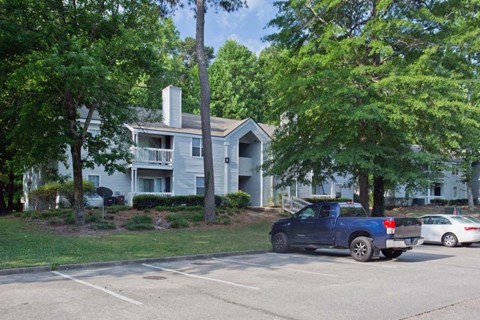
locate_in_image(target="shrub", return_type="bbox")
[123,215,154,230]
[90,220,116,230]
[29,180,95,210]
[58,180,95,205]
[448,198,468,206]
[107,205,129,214]
[29,182,62,210]
[166,214,189,228]
[303,197,353,204]
[430,199,448,206]
[133,195,224,209]
[224,191,250,208]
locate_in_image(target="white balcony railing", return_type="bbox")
[132,147,173,165]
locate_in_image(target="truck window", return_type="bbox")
[319,205,331,217]
[340,206,367,217]
[296,206,317,220]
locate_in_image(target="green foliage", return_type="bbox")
[448,199,469,206]
[133,195,224,209]
[166,214,190,228]
[209,39,267,121]
[263,0,480,215]
[123,215,154,231]
[224,191,251,208]
[156,206,204,212]
[106,205,130,214]
[303,198,354,204]
[430,199,448,206]
[28,180,94,210]
[90,220,116,230]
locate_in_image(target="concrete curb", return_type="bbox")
[0,250,270,276]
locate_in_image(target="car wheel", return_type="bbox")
[462,242,472,247]
[442,233,458,247]
[350,236,374,262]
[272,232,290,253]
[304,247,316,253]
[381,249,403,259]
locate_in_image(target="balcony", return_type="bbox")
[131,147,173,166]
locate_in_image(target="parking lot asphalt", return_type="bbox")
[1,244,480,320]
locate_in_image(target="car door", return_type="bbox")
[290,205,319,244]
[420,216,434,242]
[312,204,336,245]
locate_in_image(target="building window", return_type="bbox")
[453,186,458,199]
[87,175,100,198]
[192,138,203,157]
[87,175,100,188]
[139,178,162,193]
[196,177,205,195]
[433,184,442,197]
[452,164,459,175]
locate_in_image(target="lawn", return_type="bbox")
[0,217,272,269]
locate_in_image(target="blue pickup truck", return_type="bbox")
[270,202,423,262]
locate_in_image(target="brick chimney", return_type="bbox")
[162,85,182,128]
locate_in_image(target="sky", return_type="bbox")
[172,0,278,55]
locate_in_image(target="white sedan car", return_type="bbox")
[420,214,480,247]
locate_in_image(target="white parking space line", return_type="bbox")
[142,263,260,290]
[51,271,143,306]
[265,252,395,267]
[213,257,338,277]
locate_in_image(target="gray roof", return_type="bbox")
[79,106,275,138]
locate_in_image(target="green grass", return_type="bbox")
[0,217,271,269]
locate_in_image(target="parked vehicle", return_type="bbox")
[270,202,423,262]
[420,214,480,247]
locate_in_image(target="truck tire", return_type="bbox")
[381,249,403,259]
[272,232,290,253]
[350,236,374,262]
[442,233,458,247]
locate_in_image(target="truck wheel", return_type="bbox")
[442,233,458,247]
[350,236,374,262]
[272,232,290,253]
[381,249,403,259]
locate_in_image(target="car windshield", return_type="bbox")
[450,216,476,224]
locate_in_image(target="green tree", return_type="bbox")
[209,39,266,121]
[263,0,480,215]
[2,0,180,224]
[177,37,215,114]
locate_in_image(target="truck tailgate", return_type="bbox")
[393,217,422,238]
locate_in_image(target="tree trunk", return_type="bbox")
[196,0,216,222]
[358,174,369,215]
[71,140,85,225]
[467,182,474,212]
[6,170,15,211]
[372,176,385,217]
[472,161,480,205]
[0,182,6,214]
